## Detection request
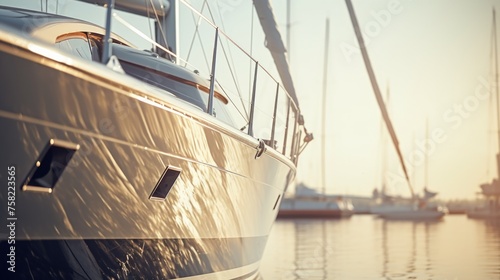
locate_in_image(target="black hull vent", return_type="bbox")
[22,139,79,193]
[149,166,181,201]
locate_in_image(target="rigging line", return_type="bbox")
[381,84,390,193]
[425,118,429,188]
[184,0,211,72]
[345,0,415,199]
[206,1,243,92]
[487,79,493,179]
[56,0,59,14]
[207,1,247,118]
[298,140,310,155]
[213,34,250,118]
[320,18,329,196]
[411,132,416,189]
[385,85,392,190]
[374,110,383,191]
[180,0,217,29]
[248,4,255,118]
[148,0,170,52]
[183,0,207,64]
[494,9,500,159]
[487,8,497,180]
[178,0,261,67]
[180,0,297,109]
[215,80,249,122]
[180,0,258,63]
[487,27,494,179]
[113,13,196,70]
[286,0,290,64]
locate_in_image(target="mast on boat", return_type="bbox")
[493,8,500,181]
[252,0,299,107]
[286,0,291,65]
[320,18,330,196]
[345,0,415,200]
[381,85,390,196]
[424,118,429,189]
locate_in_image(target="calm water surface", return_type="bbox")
[259,215,500,280]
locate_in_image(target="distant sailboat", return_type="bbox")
[467,8,500,219]
[278,18,353,219]
[369,94,446,219]
[278,183,354,218]
[370,86,414,215]
[344,0,445,220]
[376,120,447,220]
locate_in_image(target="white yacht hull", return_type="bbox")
[0,28,295,279]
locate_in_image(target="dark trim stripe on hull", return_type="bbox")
[1,236,267,279]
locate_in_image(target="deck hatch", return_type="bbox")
[22,139,79,193]
[149,166,181,201]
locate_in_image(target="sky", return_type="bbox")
[313,0,500,201]
[269,0,500,201]
[179,0,500,200]
[4,0,500,200]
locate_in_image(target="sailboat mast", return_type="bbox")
[345,0,415,199]
[425,118,429,188]
[321,18,330,196]
[493,8,500,180]
[252,0,299,106]
[381,85,390,194]
[286,0,291,65]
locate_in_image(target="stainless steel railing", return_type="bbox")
[176,0,301,160]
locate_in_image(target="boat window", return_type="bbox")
[119,60,208,110]
[88,38,101,62]
[119,59,236,127]
[55,33,92,61]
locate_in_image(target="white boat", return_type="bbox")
[468,182,500,219]
[278,184,354,218]
[372,158,447,220]
[371,105,446,221]
[467,8,500,220]
[0,0,312,278]
[371,192,447,220]
[343,1,443,220]
[377,206,447,220]
[370,194,413,215]
[374,199,447,220]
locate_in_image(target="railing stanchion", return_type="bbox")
[207,28,219,115]
[290,107,298,160]
[282,99,291,155]
[102,0,115,64]
[248,61,259,137]
[270,83,280,147]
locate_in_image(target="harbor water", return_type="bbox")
[259,215,500,280]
